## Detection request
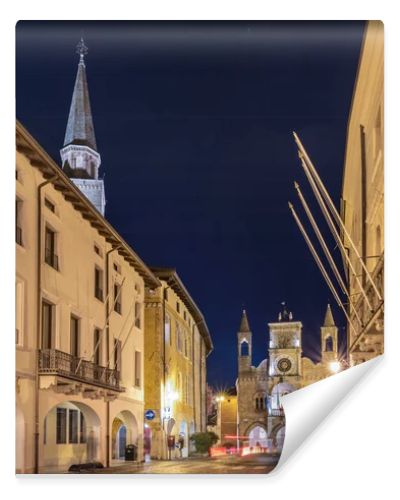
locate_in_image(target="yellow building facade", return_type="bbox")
[341,21,384,365]
[144,268,212,459]
[215,389,238,446]
[16,122,160,472]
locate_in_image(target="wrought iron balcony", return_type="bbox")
[38,349,123,392]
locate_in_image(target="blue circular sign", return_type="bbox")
[145,410,156,421]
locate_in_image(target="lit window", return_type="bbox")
[42,301,54,350]
[70,316,80,357]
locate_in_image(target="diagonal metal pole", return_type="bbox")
[294,182,362,326]
[293,131,382,301]
[299,156,373,312]
[289,202,358,337]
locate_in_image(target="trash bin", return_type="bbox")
[125,444,137,461]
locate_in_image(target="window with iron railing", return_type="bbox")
[42,300,55,350]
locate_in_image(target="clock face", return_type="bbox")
[277,357,292,373]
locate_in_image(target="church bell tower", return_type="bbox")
[60,38,106,215]
[268,302,302,384]
[237,310,252,373]
[320,304,338,364]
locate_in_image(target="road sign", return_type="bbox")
[144,409,156,420]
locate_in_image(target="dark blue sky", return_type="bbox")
[16,21,365,387]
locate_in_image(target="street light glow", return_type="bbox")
[329,361,341,373]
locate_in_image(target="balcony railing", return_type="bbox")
[16,226,23,246]
[45,249,59,270]
[268,408,285,417]
[38,349,123,392]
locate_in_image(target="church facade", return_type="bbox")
[236,303,338,452]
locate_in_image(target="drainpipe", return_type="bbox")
[162,285,170,459]
[105,244,121,468]
[199,340,203,431]
[34,175,58,474]
[192,324,195,432]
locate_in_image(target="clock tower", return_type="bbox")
[268,303,302,388]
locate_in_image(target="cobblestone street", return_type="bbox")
[79,453,279,475]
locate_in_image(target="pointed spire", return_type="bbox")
[239,309,251,332]
[63,39,97,151]
[323,303,335,327]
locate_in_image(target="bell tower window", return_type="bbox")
[240,340,249,356]
[325,336,333,352]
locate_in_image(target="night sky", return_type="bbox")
[16,21,365,387]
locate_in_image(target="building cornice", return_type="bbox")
[150,267,213,355]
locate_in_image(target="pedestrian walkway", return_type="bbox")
[80,453,279,475]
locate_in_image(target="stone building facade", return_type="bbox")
[144,269,212,459]
[341,21,384,366]
[16,121,160,473]
[236,303,338,452]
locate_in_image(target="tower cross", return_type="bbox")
[76,37,88,64]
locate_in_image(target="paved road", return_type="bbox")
[81,453,280,475]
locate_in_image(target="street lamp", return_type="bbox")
[329,361,342,373]
[329,359,350,374]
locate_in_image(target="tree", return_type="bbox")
[189,431,219,454]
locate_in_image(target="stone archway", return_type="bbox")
[111,410,139,462]
[247,425,268,452]
[270,422,286,452]
[42,401,101,472]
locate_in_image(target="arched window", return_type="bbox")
[325,336,333,352]
[255,398,259,410]
[240,340,249,356]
